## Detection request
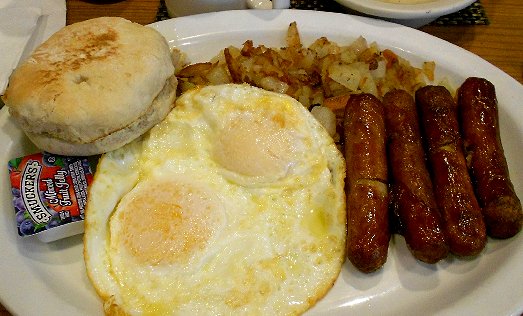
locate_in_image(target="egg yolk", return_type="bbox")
[116,181,222,266]
[213,109,301,178]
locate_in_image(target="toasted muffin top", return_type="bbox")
[4,17,175,144]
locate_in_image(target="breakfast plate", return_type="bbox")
[1,9,522,316]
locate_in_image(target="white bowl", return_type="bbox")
[333,0,476,28]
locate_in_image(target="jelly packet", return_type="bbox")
[8,152,94,242]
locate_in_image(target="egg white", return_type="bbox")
[84,84,346,316]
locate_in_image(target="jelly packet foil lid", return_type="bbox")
[8,152,94,242]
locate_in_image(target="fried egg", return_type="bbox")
[84,84,346,315]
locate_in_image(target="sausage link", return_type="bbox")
[458,77,523,238]
[383,89,448,263]
[344,93,389,272]
[416,86,486,257]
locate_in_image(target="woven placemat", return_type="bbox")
[431,1,489,25]
[156,0,489,25]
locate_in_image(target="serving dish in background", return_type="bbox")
[333,0,476,27]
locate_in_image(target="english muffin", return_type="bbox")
[2,17,177,156]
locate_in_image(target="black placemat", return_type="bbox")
[156,0,489,25]
[432,1,489,25]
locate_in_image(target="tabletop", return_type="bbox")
[0,0,521,315]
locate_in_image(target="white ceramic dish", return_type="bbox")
[333,0,476,28]
[1,9,522,316]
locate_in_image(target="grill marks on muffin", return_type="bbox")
[33,28,120,85]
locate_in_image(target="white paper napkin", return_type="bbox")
[0,0,66,95]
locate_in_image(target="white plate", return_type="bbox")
[1,9,522,316]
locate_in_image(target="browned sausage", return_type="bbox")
[383,89,449,263]
[344,93,390,273]
[458,77,523,238]
[416,86,487,257]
